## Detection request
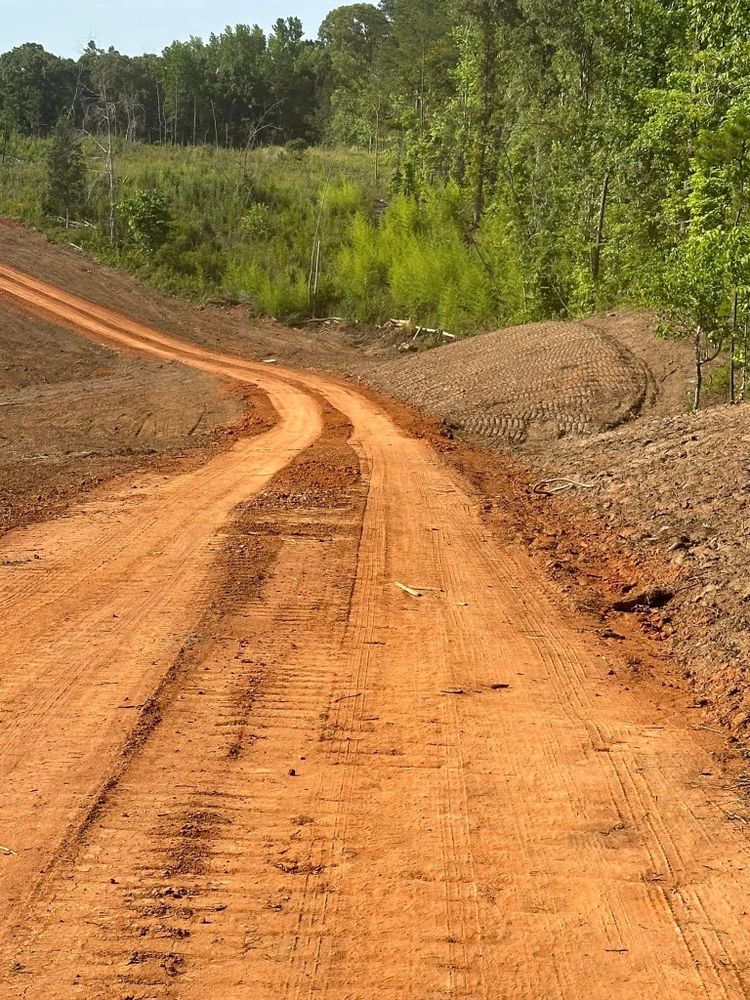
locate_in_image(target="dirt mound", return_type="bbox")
[369,320,651,444]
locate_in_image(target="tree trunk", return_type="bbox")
[210,100,219,149]
[730,289,738,403]
[420,43,426,130]
[693,329,703,411]
[591,172,610,285]
[473,9,497,224]
[106,135,116,244]
[155,82,163,145]
[374,106,380,186]
[101,99,117,245]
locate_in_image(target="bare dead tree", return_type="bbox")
[82,95,118,244]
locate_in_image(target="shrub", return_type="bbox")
[118,190,171,253]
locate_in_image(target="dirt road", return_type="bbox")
[1,262,750,999]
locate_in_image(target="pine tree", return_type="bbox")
[45,116,87,224]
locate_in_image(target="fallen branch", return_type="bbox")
[386,319,457,340]
[532,478,597,496]
[57,217,98,230]
[395,581,422,598]
[0,845,17,856]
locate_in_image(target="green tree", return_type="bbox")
[319,4,394,145]
[658,229,730,409]
[0,44,75,133]
[44,116,87,223]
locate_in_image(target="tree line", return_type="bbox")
[3,1,750,404]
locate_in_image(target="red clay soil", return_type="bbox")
[0,220,746,741]
[3,266,750,998]
[0,291,279,535]
[532,399,750,737]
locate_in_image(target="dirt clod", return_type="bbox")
[612,586,675,613]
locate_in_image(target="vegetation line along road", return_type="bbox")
[1,265,750,997]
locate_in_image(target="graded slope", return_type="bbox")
[0,298,244,534]
[369,320,651,444]
[535,397,750,734]
[0,265,750,999]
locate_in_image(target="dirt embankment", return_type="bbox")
[350,310,749,746]
[531,402,750,735]
[0,296,268,536]
[0,219,367,369]
[0,218,378,536]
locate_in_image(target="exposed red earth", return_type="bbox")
[1,255,750,999]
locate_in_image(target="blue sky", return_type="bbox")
[1,0,335,58]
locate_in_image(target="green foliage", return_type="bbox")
[5,1,750,352]
[0,44,76,133]
[118,189,171,253]
[333,184,523,332]
[335,212,389,319]
[657,230,730,340]
[44,117,87,222]
[240,202,272,240]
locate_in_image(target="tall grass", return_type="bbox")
[0,139,527,334]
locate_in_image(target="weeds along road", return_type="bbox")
[1,262,750,999]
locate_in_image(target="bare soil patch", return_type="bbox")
[0,295,272,536]
[533,400,750,736]
[3,246,750,996]
[2,398,367,998]
[342,370,750,751]
[369,319,651,444]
